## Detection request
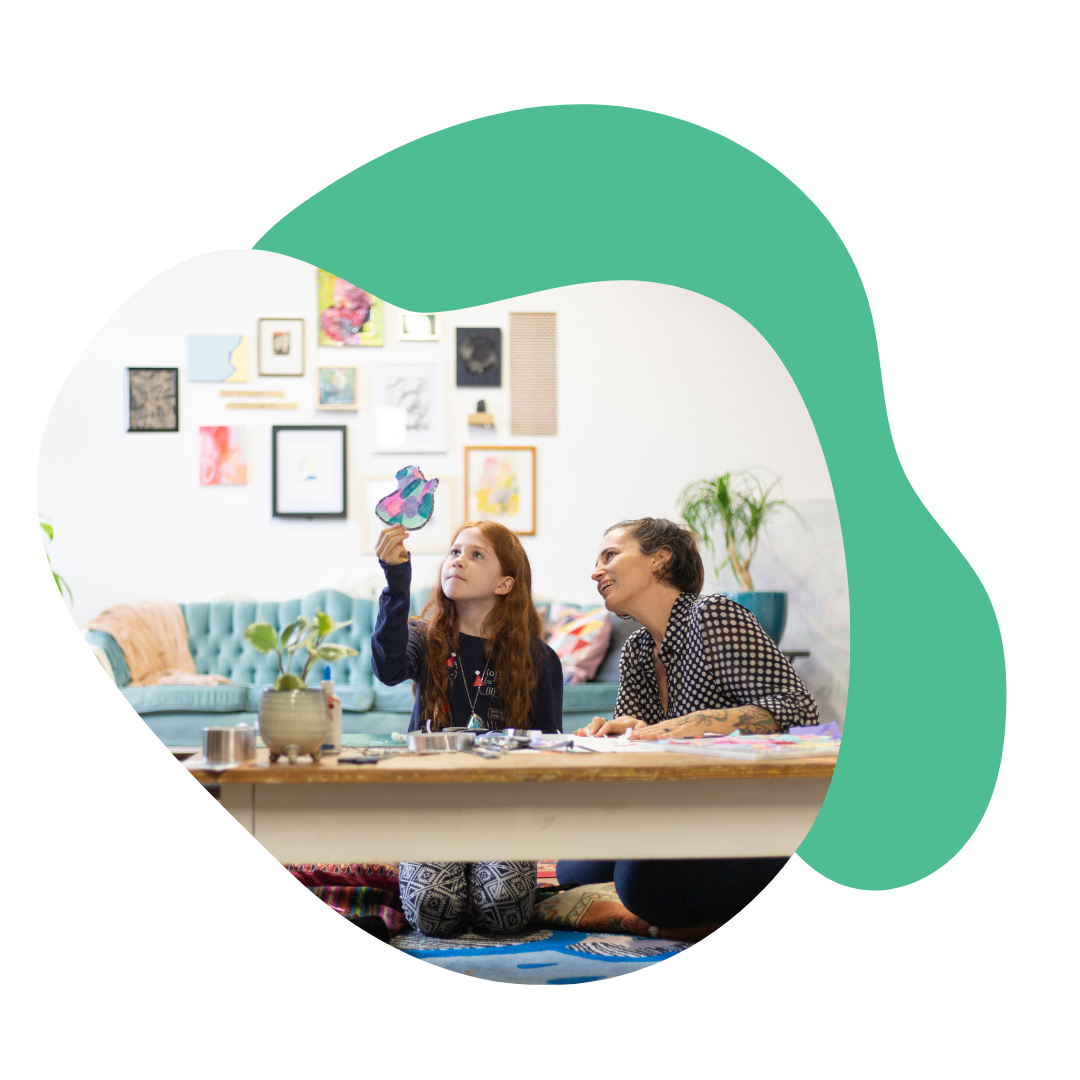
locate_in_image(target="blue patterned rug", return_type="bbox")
[390,927,692,984]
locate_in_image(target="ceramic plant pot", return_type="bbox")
[724,591,788,646]
[258,689,331,764]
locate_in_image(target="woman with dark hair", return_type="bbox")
[558,517,819,928]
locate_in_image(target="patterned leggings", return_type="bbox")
[398,861,537,936]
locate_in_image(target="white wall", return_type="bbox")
[37,250,848,724]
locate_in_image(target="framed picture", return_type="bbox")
[399,311,442,341]
[317,269,384,346]
[373,360,447,453]
[188,335,249,382]
[316,365,358,410]
[258,318,305,376]
[199,426,248,485]
[271,425,347,518]
[456,327,502,386]
[360,474,461,554]
[464,446,536,535]
[127,367,178,432]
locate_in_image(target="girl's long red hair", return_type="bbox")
[412,521,544,731]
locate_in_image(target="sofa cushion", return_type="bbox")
[562,682,620,711]
[372,680,417,712]
[247,684,375,713]
[120,684,251,714]
[593,615,645,683]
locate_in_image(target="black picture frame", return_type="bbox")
[271,425,347,519]
[456,327,502,387]
[127,367,179,432]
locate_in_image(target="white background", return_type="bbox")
[38,258,851,726]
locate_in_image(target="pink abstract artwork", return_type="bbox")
[199,426,248,486]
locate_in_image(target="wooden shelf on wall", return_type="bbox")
[225,402,298,410]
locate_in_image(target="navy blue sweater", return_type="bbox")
[370,559,564,734]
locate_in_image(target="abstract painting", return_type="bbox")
[375,465,440,530]
[317,269,384,347]
[272,425,347,518]
[199,426,248,485]
[360,475,459,554]
[258,318,305,376]
[188,335,249,382]
[456,327,502,387]
[373,361,447,453]
[127,367,178,432]
[400,311,442,341]
[316,366,358,410]
[464,445,536,535]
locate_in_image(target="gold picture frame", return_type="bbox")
[463,445,536,536]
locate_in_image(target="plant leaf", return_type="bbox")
[314,643,359,662]
[315,610,352,639]
[280,618,309,652]
[40,521,54,541]
[274,673,306,691]
[244,623,279,653]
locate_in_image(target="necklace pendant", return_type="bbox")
[467,714,484,730]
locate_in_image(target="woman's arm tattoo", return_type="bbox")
[669,707,778,735]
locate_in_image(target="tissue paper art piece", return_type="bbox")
[188,335,249,382]
[317,269,385,347]
[375,465,440,530]
[199,426,248,485]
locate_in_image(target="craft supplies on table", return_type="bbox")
[660,730,840,762]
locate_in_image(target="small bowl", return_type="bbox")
[190,725,257,771]
[407,731,476,753]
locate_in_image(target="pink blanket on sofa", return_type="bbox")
[84,600,231,687]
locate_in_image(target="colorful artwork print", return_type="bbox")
[464,446,536,535]
[476,455,519,516]
[199,426,248,485]
[188,335,249,382]
[375,465,440,530]
[127,368,178,432]
[317,269,385,346]
[317,366,358,409]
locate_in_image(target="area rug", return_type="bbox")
[286,862,407,936]
[389,927,692,984]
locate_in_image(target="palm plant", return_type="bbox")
[39,516,71,603]
[678,470,807,591]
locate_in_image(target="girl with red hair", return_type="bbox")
[371,520,563,935]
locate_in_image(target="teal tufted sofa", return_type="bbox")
[88,589,620,748]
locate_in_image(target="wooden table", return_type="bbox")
[188,747,835,863]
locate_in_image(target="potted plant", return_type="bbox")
[678,470,808,644]
[244,611,358,763]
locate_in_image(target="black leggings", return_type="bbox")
[554,858,788,927]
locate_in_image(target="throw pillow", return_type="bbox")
[545,605,613,684]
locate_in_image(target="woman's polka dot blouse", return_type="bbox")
[613,591,820,731]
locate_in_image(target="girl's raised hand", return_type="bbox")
[376,525,411,565]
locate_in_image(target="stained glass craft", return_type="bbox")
[375,465,440,530]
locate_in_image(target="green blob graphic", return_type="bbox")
[255,105,1005,890]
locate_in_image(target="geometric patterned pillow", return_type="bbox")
[545,605,612,684]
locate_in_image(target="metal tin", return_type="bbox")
[407,731,476,753]
[197,725,257,770]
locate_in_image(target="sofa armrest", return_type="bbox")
[85,630,130,687]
